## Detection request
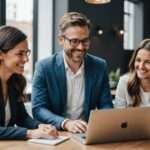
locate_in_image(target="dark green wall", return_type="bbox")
[68,0,126,73]
[143,0,150,39]
[68,0,150,74]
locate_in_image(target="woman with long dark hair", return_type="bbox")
[115,39,150,107]
[0,26,58,139]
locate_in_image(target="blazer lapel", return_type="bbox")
[7,84,17,126]
[83,55,93,120]
[0,85,16,126]
[0,80,5,126]
[54,52,67,113]
[0,100,5,126]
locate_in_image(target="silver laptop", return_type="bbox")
[73,107,150,145]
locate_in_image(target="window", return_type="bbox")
[124,0,143,50]
[6,0,33,93]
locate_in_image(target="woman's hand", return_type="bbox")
[38,124,59,137]
[26,124,59,139]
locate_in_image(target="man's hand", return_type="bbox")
[64,120,87,133]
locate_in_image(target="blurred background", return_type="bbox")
[0,0,150,93]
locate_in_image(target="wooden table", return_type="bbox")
[1,132,150,150]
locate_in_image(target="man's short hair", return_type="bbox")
[58,12,91,36]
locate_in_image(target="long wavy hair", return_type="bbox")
[0,26,27,102]
[127,39,150,106]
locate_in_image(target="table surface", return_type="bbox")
[1,132,150,150]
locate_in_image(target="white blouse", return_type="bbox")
[5,98,11,126]
[114,74,150,108]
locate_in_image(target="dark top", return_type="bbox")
[0,77,39,140]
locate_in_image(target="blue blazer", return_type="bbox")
[32,52,113,129]
[0,82,39,140]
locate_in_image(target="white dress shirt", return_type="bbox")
[63,54,85,120]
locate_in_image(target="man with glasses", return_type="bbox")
[32,12,113,133]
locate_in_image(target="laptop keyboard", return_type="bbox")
[75,133,86,139]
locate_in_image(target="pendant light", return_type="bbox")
[85,0,111,4]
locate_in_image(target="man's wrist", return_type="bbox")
[26,129,33,139]
[61,119,70,130]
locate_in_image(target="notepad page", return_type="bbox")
[28,136,69,145]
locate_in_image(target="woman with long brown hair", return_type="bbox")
[0,26,58,139]
[115,39,150,107]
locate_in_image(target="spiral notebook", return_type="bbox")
[28,136,69,145]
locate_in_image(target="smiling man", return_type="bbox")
[32,12,113,133]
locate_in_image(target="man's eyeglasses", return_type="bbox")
[63,36,90,47]
[15,49,31,58]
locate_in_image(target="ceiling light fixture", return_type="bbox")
[85,0,111,4]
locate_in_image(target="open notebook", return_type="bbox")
[28,136,69,145]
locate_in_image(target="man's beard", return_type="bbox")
[65,48,87,60]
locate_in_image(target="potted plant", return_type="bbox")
[109,68,120,89]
